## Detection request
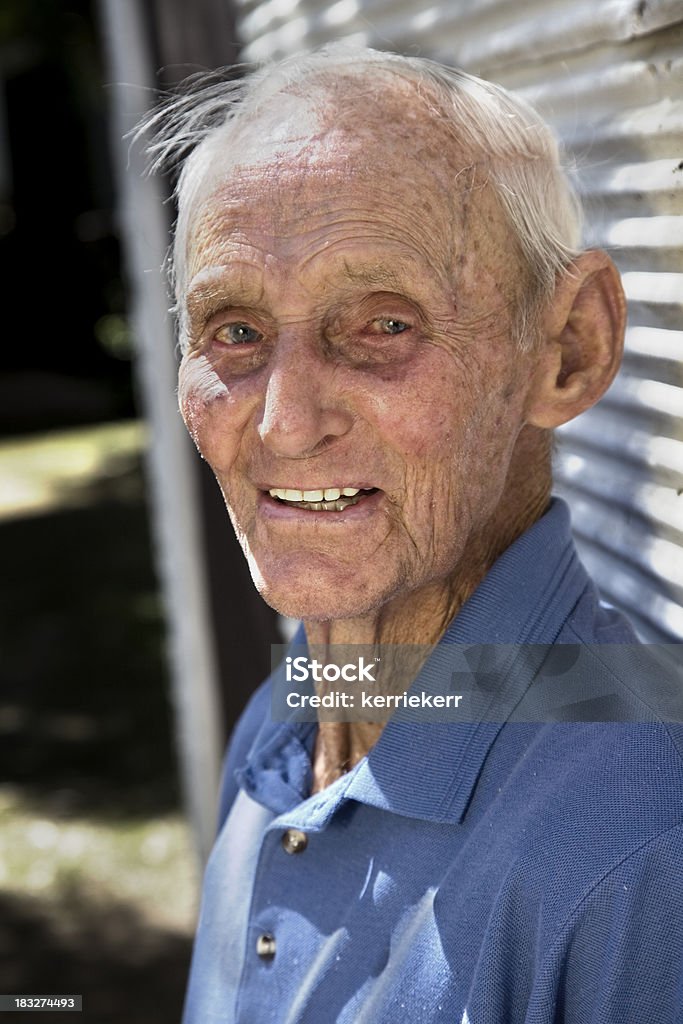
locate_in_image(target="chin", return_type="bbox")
[257,584,382,623]
[247,553,391,622]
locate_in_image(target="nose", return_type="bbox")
[257,332,353,458]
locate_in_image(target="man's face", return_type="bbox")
[178,101,537,622]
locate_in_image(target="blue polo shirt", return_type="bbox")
[183,499,683,1023]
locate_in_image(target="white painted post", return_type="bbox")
[98,0,223,865]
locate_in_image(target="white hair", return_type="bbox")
[142,44,583,349]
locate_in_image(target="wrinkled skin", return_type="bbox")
[180,122,545,626]
[175,89,623,787]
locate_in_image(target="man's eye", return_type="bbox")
[373,318,410,335]
[215,322,263,346]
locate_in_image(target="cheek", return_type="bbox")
[360,362,464,459]
[177,354,252,470]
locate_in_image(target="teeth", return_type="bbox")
[267,485,373,512]
[268,486,363,500]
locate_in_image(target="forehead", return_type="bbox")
[179,86,515,303]
[189,157,455,277]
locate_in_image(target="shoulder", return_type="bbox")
[478,654,683,937]
[465,714,683,1017]
[547,819,683,1021]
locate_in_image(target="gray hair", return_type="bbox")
[142,44,583,350]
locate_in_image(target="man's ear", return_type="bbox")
[524,250,626,429]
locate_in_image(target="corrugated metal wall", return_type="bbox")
[233,0,683,642]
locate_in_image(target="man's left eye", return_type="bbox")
[215,322,263,345]
[373,318,409,335]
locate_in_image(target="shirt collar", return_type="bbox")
[237,498,590,825]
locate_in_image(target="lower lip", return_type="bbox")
[258,489,384,523]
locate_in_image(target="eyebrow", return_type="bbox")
[184,275,263,326]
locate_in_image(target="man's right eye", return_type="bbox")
[214,322,263,346]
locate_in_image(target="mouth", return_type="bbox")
[266,486,379,512]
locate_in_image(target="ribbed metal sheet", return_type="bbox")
[234,0,683,641]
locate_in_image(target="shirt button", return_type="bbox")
[256,933,276,960]
[281,828,308,854]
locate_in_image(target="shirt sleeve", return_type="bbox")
[549,823,683,1024]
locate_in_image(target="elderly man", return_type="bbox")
[147,46,682,1023]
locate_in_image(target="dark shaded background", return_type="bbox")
[0,0,135,435]
[0,1,191,1019]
